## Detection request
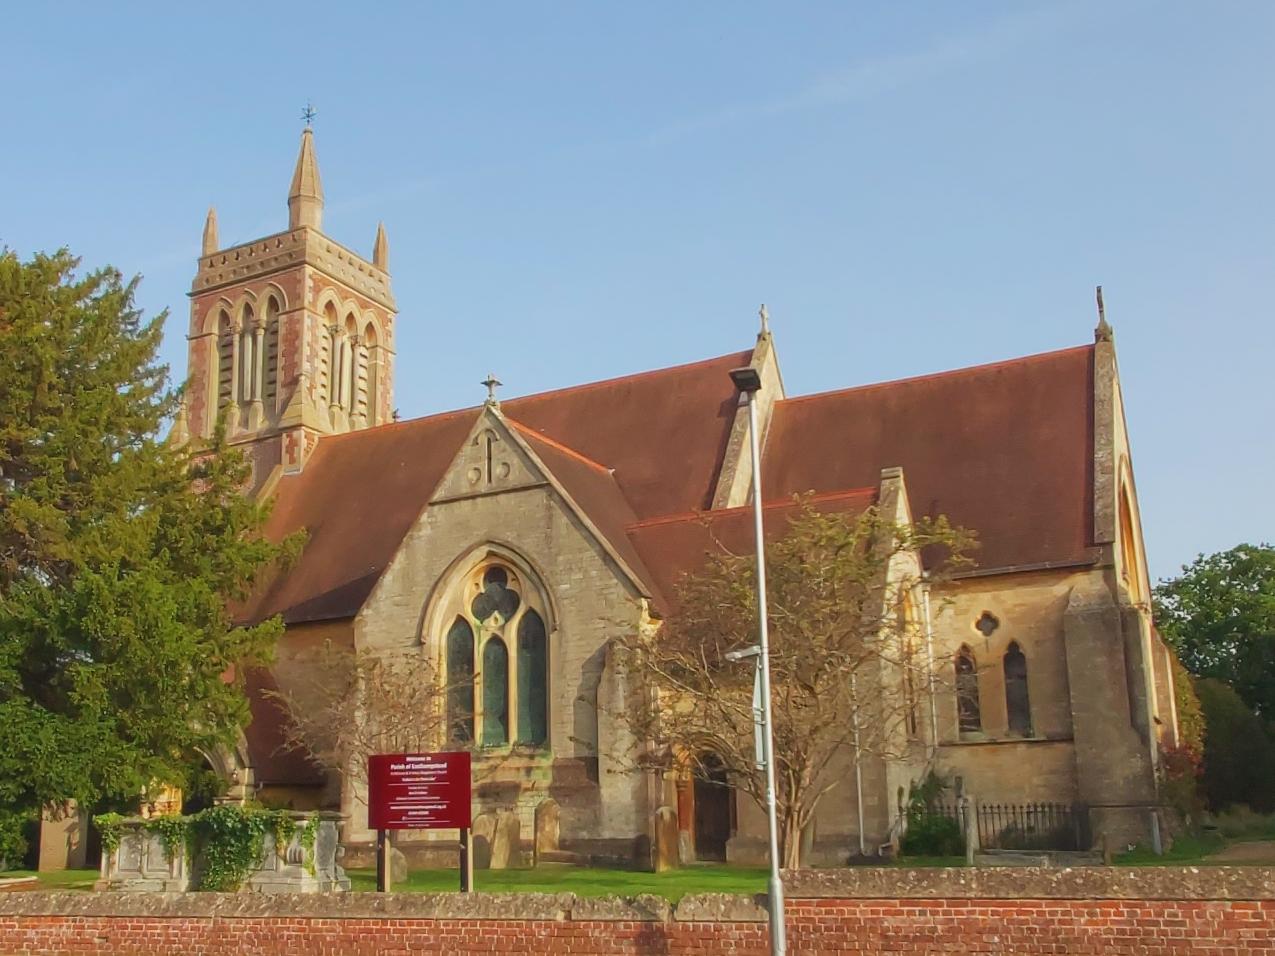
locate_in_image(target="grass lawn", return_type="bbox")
[890,855,966,868]
[0,868,98,890]
[1114,832,1227,866]
[346,864,768,900]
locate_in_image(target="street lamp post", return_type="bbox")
[728,364,786,955]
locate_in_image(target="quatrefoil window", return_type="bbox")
[471,566,521,624]
[975,611,1000,637]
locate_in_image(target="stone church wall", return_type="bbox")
[351,478,650,859]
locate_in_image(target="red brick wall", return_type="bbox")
[2,897,1273,955]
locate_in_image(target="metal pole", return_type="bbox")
[459,826,473,892]
[744,392,787,955]
[376,828,389,892]
[920,579,940,750]
[850,672,866,857]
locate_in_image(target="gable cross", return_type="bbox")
[482,373,502,408]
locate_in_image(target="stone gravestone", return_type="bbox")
[533,799,560,865]
[654,805,679,873]
[489,811,522,869]
[471,812,496,870]
[389,845,408,884]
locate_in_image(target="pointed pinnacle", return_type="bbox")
[202,206,219,256]
[288,127,324,230]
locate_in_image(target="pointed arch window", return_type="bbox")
[320,302,338,406]
[216,310,234,410]
[517,610,548,745]
[482,637,509,747]
[955,645,981,735]
[263,296,281,412]
[437,561,550,751]
[363,322,380,426]
[1003,641,1032,737]
[446,617,475,744]
[238,303,256,404]
[341,314,358,412]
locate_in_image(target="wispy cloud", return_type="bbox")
[644,3,1084,147]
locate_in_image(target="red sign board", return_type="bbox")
[368,752,472,830]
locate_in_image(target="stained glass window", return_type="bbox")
[472,566,520,624]
[446,617,474,744]
[956,645,982,734]
[1004,641,1032,737]
[482,637,509,747]
[517,610,548,745]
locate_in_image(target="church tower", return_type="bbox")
[184,127,397,481]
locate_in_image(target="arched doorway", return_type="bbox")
[180,751,224,815]
[692,754,735,862]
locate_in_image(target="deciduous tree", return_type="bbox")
[612,501,972,867]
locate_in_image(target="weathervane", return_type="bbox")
[482,373,503,408]
[302,102,317,127]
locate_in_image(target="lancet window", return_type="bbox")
[1003,641,1032,737]
[955,645,982,735]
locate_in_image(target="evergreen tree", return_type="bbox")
[0,249,289,853]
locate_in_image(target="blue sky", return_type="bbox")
[3,2,1272,580]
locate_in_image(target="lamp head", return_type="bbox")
[729,366,762,394]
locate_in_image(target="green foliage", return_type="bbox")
[93,812,126,854]
[899,772,965,858]
[187,805,297,892]
[298,813,321,876]
[1170,654,1206,757]
[0,248,293,826]
[0,809,31,866]
[1194,679,1275,812]
[145,814,193,863]
[1155,544,1275,718]
[900,814,964,857]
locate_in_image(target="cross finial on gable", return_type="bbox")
[482,373,503,408]
[759,303,770,336]
[1094,285,1113,343]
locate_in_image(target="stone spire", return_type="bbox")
[373,222,389,270]
[288,127,324,230]
[1094,285,1113,343]
[202,207,219,255]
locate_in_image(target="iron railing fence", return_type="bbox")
[914,800,1091,852]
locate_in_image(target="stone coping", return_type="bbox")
[1,868,1270,922]
[780,865,1275,901]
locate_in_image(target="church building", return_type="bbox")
[182,129,1178,865]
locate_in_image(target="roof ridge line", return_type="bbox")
[507,419,613,475]
[307,406,477,444]
[310,348,752,435]
[626,487,879,531]
[779,344,1094,409]
[501,349,753,406]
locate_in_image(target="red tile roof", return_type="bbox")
[243,668,326,786]
[761,345,1098,573]
[242,350,750,625]
[626,488,879,611]
[499,350,750,519]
